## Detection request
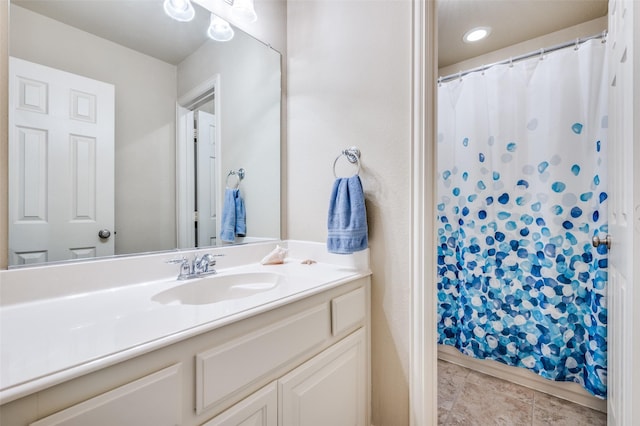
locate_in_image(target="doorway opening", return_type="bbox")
[176,75,222,249]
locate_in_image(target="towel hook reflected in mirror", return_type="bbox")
[226,168,245,189]
[333,146,361,178]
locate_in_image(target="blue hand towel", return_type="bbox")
[220,188,238,242]
[235,190,246,237]
[327,175,368,254]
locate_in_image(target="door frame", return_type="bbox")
[409,0,437,425]
[606,1,640,423]
[1,1,8,269]
[175,74,222,248]
[410,2,639,425]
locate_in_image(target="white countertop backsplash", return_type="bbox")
[0,240,370,404]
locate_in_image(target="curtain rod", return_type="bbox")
[438,31,608,84]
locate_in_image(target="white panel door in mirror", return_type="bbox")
[197,110,219,247]
[9,57,115,266]
[70,90,96,123]
[17,76,48,114]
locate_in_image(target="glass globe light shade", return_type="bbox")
[207,14,235,42]
[163,0,195,22]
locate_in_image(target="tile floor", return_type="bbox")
[438,359,607,425]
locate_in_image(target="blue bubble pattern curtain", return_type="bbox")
[436,39,608,398]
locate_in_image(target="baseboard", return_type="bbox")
[438,345,607,413]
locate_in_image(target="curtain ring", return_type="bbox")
[574,38,580,51]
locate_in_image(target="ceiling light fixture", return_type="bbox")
[207,13,235,41]
[463,27,491,43]
[163,0,196,22]
[232,0,258,23]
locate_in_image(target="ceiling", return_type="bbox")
[438,0,608,68]
[12,0,213,65]
[14,0,608,69]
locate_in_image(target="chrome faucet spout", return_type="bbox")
[195,253,216,274]
[168,253,223,280]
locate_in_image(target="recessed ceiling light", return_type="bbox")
[463,27,491,43]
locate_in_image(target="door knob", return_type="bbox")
[98,229,111,239]
[592,234,611,249]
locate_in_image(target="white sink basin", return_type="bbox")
[152,272,285,305]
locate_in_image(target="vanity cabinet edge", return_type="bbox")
[0,277,371,426]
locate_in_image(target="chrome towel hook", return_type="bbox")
[333,147,361,178]
[226,168,245,189]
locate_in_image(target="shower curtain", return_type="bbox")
[437,39,608,398]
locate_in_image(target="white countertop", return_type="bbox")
[0,241,370,404]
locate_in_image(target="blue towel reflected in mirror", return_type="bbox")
[220,188,246,243]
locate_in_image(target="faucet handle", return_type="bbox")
[196,253,225,273]
[167,257,189,268]
[202,253,225,258]
[167,257,191,278]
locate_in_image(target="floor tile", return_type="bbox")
[438,360,470,411]
[463,370,535,404]
[532,391,606,426]
[447,377,533,425]
[438,406,451,425]
[437,359,608,426]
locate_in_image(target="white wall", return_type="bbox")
[287,0,412,423]
[177,33,281,240]
[0,0,8,269]
[9,5,178,255]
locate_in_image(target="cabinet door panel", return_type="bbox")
[30,364,181,426]
[331,287,366,335]
[202,382,277,426]
[196,303,330,413]
[279,329,366,426]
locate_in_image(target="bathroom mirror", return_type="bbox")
[7,0,281,267]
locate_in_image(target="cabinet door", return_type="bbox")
[202,382,277,426]
[30,364,181,426]
[279,329,366,426]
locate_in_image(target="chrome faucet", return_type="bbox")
[167,253,223,280]
[195,253,216,275]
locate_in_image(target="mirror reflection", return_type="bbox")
[8,0,281,268]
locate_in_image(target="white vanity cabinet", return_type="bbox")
[0,277,370,426]
[279,328,366,426]
[202,382,278,426]
[205,328,366,426]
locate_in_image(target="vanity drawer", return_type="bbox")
[195,303,331,414]
[30,364,181,426]
[331,287,366,336]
